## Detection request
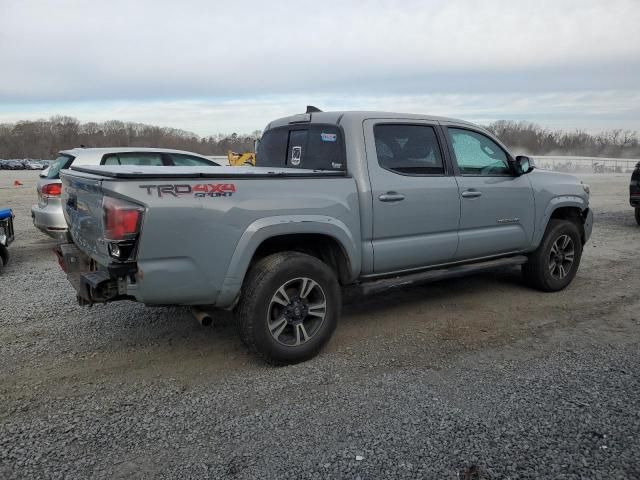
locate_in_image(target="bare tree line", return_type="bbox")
[486,120,640,158]
[0,116,259,159]
[0,115,639,159]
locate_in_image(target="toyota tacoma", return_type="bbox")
[57,110,593,364]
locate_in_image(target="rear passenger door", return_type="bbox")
[364,120,461,273]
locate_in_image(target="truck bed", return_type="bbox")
[59,165,361,307]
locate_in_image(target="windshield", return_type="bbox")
[46,154,74,179]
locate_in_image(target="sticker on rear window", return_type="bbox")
[321,132,337,142]
[291,146,302,166]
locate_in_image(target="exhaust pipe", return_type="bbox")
[192,307,213,327]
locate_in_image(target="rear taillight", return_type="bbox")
[103,197,143,241]
[41,183,62,197]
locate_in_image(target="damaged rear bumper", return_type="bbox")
[55,243,137,305]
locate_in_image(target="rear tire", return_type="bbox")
[236,252,340,364]
[635,207,640,226]
[523,219,582,292]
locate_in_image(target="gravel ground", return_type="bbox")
[1,171,639,479]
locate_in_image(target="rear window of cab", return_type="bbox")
[256,125,345,171]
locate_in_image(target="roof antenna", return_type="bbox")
[306,105,323,113]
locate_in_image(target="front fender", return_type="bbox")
[215,215,360,308]
[532,195,589,248]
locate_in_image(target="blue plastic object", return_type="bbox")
[0,208,13,220]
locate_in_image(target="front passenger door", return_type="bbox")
[446,127,535,261]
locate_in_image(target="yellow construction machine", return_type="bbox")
[227,150,256,166]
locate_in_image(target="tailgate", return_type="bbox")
[60,170,112,266]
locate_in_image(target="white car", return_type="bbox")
[32,147,220,239]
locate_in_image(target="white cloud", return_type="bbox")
[0,0,638,101]
[0,0,638,131]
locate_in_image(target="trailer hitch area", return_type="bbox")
[55,243,129,306]
[77,271,127,305]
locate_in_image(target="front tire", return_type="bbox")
[635,207,640,226]
[236,252,341,364]
[523,219,583,292]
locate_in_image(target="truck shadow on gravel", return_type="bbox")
[60,269,527,347]
[5,259,629,394]
[342,267,527,310]
[41,268,532,379]
[335,268,536,348]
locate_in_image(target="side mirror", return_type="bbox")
[514,155,535,175]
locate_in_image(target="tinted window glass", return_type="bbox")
[168,154,217,166]
[256,125,345,170]
[102,153,164,166]
[256,128,288,167]
[305,126,345,170]
[374,124,444,175]
[46,154,74,179]
[449,128,510,175]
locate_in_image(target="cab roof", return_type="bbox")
[265,110,480,130]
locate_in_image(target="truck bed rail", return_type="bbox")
[69,165,348,180]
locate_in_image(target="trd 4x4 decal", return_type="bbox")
[140,183,236,198]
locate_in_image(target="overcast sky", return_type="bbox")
[1,0,639,135]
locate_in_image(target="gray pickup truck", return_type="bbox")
[58,110,593,364]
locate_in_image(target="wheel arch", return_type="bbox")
[216,216,360,308]
[534,197,589,248]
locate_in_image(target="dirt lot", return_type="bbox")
[1,170,639,479]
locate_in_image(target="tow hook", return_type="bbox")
[192,307,213,327]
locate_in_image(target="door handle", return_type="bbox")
[461,190,482,198]
[378,192,406,202]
